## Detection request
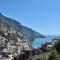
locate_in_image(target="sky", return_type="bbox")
[0,0,60,35]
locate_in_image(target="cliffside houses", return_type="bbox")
[40,36,60,52]
[52,37,60,46]
[0,27,32,60]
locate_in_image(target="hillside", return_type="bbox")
[0,13,44,42]
[0,13,44,60]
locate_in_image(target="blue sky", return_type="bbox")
[0,0,60,35]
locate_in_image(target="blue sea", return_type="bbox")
[32,36,55,48]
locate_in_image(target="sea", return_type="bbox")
[32,35,55,48]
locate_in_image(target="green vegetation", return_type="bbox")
[32,41,60,60]
[32,53,50,60]
[32,37,60,60]
[32,50,60,60]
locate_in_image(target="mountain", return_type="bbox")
[0,12,44,60]
[0,13,44,42]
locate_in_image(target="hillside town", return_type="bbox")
[0,19,32,60]
[0,18,60,60]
